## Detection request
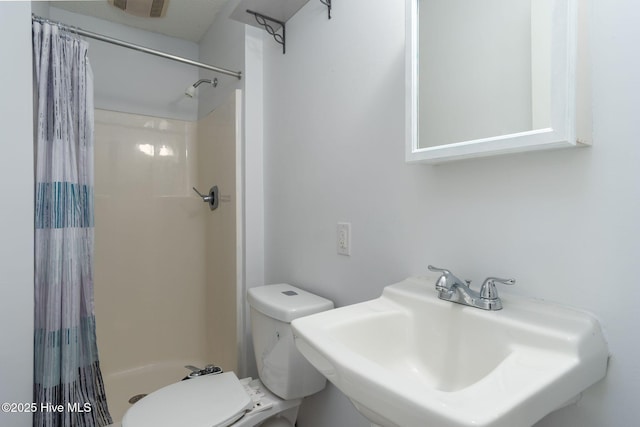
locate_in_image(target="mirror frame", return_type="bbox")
[405,0,586,164]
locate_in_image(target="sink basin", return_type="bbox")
[291,275,608,427]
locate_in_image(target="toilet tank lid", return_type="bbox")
[247,284,334,323]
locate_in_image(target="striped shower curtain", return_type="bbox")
[33,21,112,427]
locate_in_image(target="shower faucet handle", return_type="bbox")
[192,186,219,211]
[192,187,211,201]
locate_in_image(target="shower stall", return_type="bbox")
[93,91,242,422]
[30,6,246,424]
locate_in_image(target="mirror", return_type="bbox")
[405,0,587,163]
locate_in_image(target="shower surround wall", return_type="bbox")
[197,94,240,374]
[94,110,205,422]
[93,97,238,422]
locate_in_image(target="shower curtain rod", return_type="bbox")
[31,15,242,79]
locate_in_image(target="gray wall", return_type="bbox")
[261,1,640,426]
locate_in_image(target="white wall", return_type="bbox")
[262,1,640,426]
[0,3,34,427]
[48,6,200,121]
[238,25,265,378]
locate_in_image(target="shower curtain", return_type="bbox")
[32,21,112,427]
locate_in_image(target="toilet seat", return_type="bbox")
[122,372,254,427]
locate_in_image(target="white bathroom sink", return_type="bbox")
[291,275,608,427]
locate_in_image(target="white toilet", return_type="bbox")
[121,284,334,427]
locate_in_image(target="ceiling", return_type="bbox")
[51,0,229,42]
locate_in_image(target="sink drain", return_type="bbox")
[128,394,147,404]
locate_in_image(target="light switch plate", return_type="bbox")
[337,222,351,256]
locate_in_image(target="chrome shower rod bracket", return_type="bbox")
[246,9,286,54]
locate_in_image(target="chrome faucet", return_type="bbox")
[427,265,515,311]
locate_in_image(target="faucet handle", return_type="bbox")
[480,277,516,300]
[428,265,468,291]
[428,265,452,291]
[427,265,450,274]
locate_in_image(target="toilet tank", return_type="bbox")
[247,284,334,400]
